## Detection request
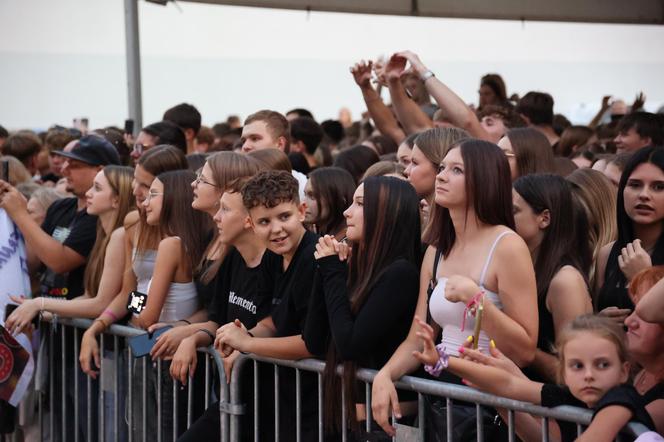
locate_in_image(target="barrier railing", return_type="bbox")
[12,318,651,441]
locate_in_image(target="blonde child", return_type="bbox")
[414,314,655,442]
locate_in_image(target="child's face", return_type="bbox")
[249,200,306,257]
[562,332,629,408]
[143,178,164,226]
[213,192,251,245]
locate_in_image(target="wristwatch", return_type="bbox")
[420,70,435,82]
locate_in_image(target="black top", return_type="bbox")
[207,247,274,329]
[270,230,319,337]
[541,383,655,442]
[597,243,635,311]
[195,259,218,310]
[307,256,419,369]
[39,197,97,299]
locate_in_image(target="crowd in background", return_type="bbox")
[1,50,664,442]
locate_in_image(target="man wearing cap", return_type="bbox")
[0,135,121,300]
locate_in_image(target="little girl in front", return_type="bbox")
[414,314,655,442]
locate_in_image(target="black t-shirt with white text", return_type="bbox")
[40,197,97,299]
[207,247,274,329]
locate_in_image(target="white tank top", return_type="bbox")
[142,278,199,323]
[429,231,513,357]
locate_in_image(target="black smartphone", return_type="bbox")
[128,326,173,357]
[124,119,135,135]
[1,159,9,182]
[126,290,147,314]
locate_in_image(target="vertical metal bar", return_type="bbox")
[74,327,80,442]
[172,377,178,442]
[317,373,323,442]
[418,393,425,441]
[205,355,211,407]
[542,417,550,442]
[100,333,105,442]
[187,370,194,428]
[123,0,143,130]
[576,424,583,438]
[128,349,133,442]
[87,365,92,441]
[445,398,453,442]
[508,409,515,442]
[341,384,347,442]
[295,368,301,442]
[391,409,396,442]
[61,324,66,442]
[49,326,54,441]
[114,336,119,441]
[142,358,147,442]
[365,383,371,433]
[220,383,226,442]
[253,360,259,442]
[476,404,484,442]
[274,365,280,442]
[157,359,162,442]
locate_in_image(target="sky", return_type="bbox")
[1,0,663,130]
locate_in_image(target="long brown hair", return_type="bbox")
[84,166,135,296]
[198,152,260,283]
[505,127,555,178]
[430,139,514,258]
[307,167,356,238]
[135,145,188,253]
[414,128,469,245]
[157,170,213,274]
[323,177,421,432]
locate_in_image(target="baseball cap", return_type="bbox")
[54,135,121,166]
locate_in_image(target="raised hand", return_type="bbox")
[411,316,439,366]
[350,60,373,89]
[618,239,652,281]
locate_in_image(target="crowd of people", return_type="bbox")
[1,50,664,441]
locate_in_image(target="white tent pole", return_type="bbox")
[124,0,143,134]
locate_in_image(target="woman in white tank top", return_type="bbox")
[371,139,539,436]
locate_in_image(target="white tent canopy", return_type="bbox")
[124,0,664,129]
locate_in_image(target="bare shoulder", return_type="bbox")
[549,265,587,292]
[493,229,529,258]
[421,245,436,278]
[123,210,140,229]
[158,236,182,252]
[109,226,126,242]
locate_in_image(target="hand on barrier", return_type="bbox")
[151,324,192,360]
[79,329,101,379]
[215,319,247,356]
[618,239,652,282]
[222,350,240,384]
[169,336,198,385]
[5,295,39,335]
[371,369,401,437]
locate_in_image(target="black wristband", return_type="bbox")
[178,319,191,325]
[196,328,215,344]
[247,331,254,338]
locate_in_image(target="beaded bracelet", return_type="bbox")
[424,344,449,377]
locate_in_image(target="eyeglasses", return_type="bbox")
[194,172,219,188]
[145,191,164,202]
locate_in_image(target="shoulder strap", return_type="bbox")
[643,382,664,404]
[479,231,513,286]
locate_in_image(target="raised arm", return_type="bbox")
[350,60,406,144]
[395,51,492,141]
[383,55,433,134]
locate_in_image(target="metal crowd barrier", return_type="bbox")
[34,318,228,442]
[22,318,650,442]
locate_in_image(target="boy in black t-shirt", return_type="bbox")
[214,170,320,441]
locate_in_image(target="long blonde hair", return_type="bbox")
[84,166,135,296]
[566,169,617,295]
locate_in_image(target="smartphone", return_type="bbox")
[471,299,484,350]
[126,290,148,314]
[1,159,9,182]
[124,119,135,135]
[128,326,173,357]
